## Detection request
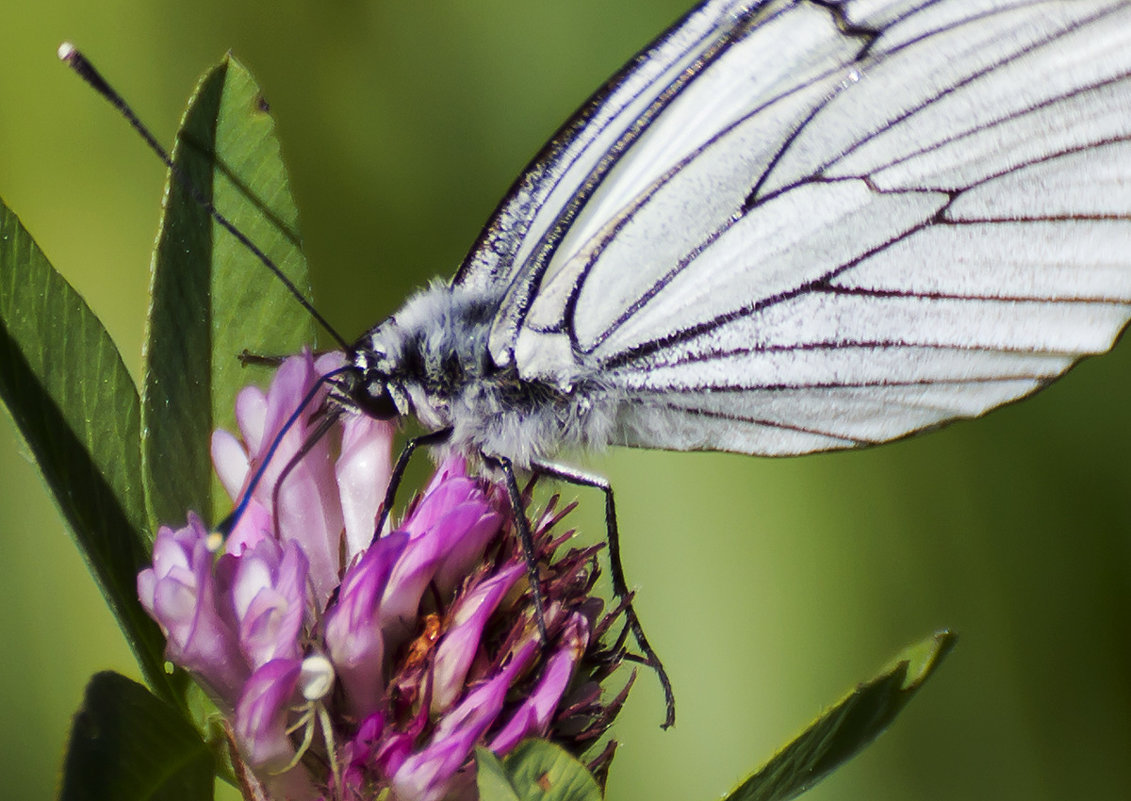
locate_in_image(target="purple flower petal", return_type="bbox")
[222,538,310,668]
[234,384,269,456]
[401,472,483,539]
[488,614,590,753]
[137,516,247,706]
[390,723,481,801]
[257,353,318,450]
[222,497,273,555]
[372,730,415,781]
[325,532,408,719]
[142,352,631,797]
[273,453,343,605]
[335,413,394,562]
[234,659,323,801]
[431,503,505,598]
[211,428,250,502]
[398,457,505,595]
[235,659,302,770]
[381,459,501,642]
[379,527,448,645]
[230,352,344,603]
[313,350,347,377]
[391,642,536,801]
[342,712,386,793]
[431,564,524,714]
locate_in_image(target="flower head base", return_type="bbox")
[138,352,633,801]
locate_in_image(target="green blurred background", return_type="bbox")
[2,2,1129,800]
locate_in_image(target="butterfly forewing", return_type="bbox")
[455,0,1131,456]
[454,1,766,357]
[454,0,760,286]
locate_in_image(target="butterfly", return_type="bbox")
[359,0,1131,466]
[61,0,1131,730]
[334,0,1131,728]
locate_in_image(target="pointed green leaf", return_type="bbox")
[724,630,956,801]
[476,741,603,801]
[142,55,315,529]
[0,198,178,701]
[476,749,522,801]
[60,672,214,801]
[183,680,239,787]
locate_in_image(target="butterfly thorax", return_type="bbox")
[350,282,617,466]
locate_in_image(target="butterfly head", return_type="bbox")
[345,333,411,421]
[343,283,503,431]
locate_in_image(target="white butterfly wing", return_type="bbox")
[453,0,761,290]
[459,0,1131,456]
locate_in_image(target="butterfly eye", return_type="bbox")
[356,381,400,420]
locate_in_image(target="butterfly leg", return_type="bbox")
[533,460,675,729]
[484,455,551,644]
[237,348,339,368]
[237,349,285,368]
[370,428,453,544]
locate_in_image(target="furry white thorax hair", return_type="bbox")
[353,282,621,468]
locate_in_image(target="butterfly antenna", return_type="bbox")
[58,42,351,352]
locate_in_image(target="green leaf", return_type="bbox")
[0,198,179,702]
[142,54,315,529]
[183,680,239,787]
[724,630,956,801]
[60,671,214,801]
[476,749,522,801]
[476,741,603,801]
